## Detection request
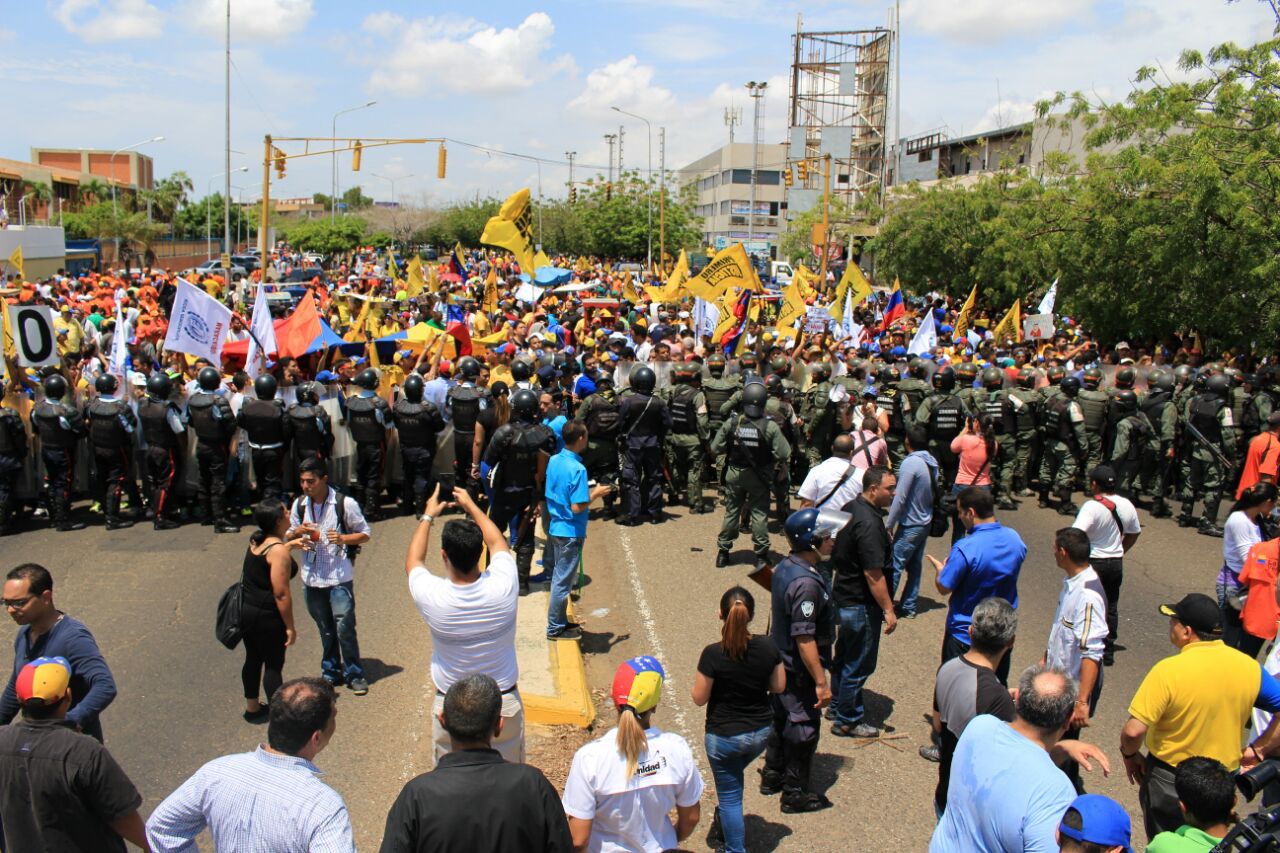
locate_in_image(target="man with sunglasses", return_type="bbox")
[0,564,117,742]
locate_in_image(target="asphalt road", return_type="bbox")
[0,488,1237,852]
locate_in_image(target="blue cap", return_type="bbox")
[889,346,907,357]
[1058,795,1131,853]
[316,370,339,382]
[351,356,367,365]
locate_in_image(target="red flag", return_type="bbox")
[276,293,322,358]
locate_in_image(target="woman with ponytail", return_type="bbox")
[564,656,703,852]
[692,587,786,853]
[237,499,304,723]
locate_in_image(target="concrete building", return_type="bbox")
[31,148,155,193]
[889,124,1031,188]
[677,142,788,256]
[1,148,155,227]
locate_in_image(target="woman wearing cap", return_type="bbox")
[692,587,784,853]
[563,656,704,852]
[238,499,305,722]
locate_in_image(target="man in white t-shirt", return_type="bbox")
[403,483,524,765]
[1072,466,1140,668]
[797,433,865,511]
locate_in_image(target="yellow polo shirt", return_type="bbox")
[1129,640,1267,769]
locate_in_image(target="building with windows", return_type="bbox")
[889,124,1031,188]
[678,142,788,256]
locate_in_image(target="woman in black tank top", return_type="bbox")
[240,499,304,723]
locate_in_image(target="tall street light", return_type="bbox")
[110,135,164,265]
[207,166,248,260]
[332,100,377,222]
[612,106,654,268]
[371,172,414,206]
[745,81,768,257]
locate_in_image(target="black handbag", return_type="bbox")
[215,565,246,650]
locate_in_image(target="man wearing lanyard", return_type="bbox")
[288,457,372,695]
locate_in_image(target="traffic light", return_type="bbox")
[569,185,577,204]
[437,144,447,179]
[796,160,808,182]
[784,167,794,187]
[605,182,612,201]
[273,147,286,180]
[352,140,363,172]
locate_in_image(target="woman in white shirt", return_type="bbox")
[1221,483,1279,656]
[563,656,703,853]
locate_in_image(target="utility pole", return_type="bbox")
[603,134,616,187]
[746,81,768,255]
[658,127,666,266]
[224,0,231,257]
[617,126,625,175]
[565,150,576,197]
[820,153,832,287]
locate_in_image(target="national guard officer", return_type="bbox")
[187,366,240,534]
[483,388,557,594]
[1007,367,1042,498]
[915,367,966,489]
[975,366,1017,509]
[137,371,185,530]
[393,373,445,517]
[285,382,333,467]
[662,363,710,513]
[1179,373,1238,537]
[871,365,904,465]
[712,381,791,571]
[84,373,142,530]
[897,357,932,434]
[575,375,623,517]
[801,363,837,470]
[0,401,28,535]
[954,362,981,415]
[616,365,671,526]
[759,507,842,814]
[702,353,740,489]
[1138,368,1178,517]
[237,373,289,503]
[1078,366,1110,485]
[1108,390,1156,498]
[1038,374,1088,514]
[765,374,801,523]
[1242,366,1279,443]
[446,356,486,494]
[33,373,87,532]
[345,368,394,520]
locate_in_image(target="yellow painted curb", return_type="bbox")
[523,599,596,728]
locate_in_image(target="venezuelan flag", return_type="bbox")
[445,303,472,356]
[880,282,905,332]
[719,289,753,355]
[448,247,466,280]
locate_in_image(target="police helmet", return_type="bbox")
[706,352,726,376]
[458,357,481,380]
[146,372,172,400]
[355,368,379,391]
[295,383,319,405]
[876,365,898,386]
[1173,365,1194,386]
[673,363,698,383]
[739,352,758,371]
[42,373,68,400]
[402,373,425,403]
[1206,374,1231,397]
[908,358,927,379]
[94,373,118,395]
[197,366,221,392]
[811,363,832,383]
[1017,367,1038,389]
[981,367,1003,389]
[956,362,979,381]
[1148,368,1175,392]
[511,388,540,420]
[742,381,768,418]
[630,365,656,394]
[511,360,533,382]
[932,367,956,393]
[1224,366,1243,387]
[1115,366,1137,389]
[1082,366,1103,389]
[784,507,851,552]
[254,374,278,400]
[1060,374,1082,396]
[1112,389,1138,414]
[769,355,790,377]
[764,374,783,397]
[1047,365,1067,384]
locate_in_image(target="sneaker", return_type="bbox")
[780,792,833,814]
[322,674,344,688]
[918,744,941,763]
[548,625,583,641]
[830,722,879,738]
[348,677,369,696]
[527,572,550,584]
[242,707,270,724]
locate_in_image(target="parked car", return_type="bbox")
[279,267,331,286]
[231,254,259,272]
[192,258,247,280]
[302,252,325,266]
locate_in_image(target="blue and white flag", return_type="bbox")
[163,277,233,363]
[109,303,128,380]
[908,308,938,356]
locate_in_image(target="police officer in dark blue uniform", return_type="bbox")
[446,357,487,495]
[187,366,240,534]
[84,373,141,530]
[285,382,333,467]
[394,373,445,516]
[237,373,289,503]
[137,371,186,530]
[32,373,87,532]
[759,507,844,814]
[616,365,671,525]
[0,402,29,535]
[345,368,394,520]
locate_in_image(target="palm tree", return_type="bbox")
[23,181,51,223]
[143,171,193,224]
[80,178,109,207]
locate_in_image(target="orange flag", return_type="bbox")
[277,292,322,357]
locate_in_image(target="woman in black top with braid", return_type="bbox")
[239,499,304,722]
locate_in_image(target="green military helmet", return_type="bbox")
[1082,366,1103,390]
[1147,368,1174,392]
[1017,367,1038,389]
[981,367,1003,389]
[706,352,727,376]
[810,362,832,383]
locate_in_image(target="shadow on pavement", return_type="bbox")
[864,689,898,730]
[741,812,795,852]
[580,630,630,656]
[361,657,404,685]
[810,752,849,796]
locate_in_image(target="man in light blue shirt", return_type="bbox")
[540,391,568,452]
[887,426,938,618]
[543,422,612,640]
[423,363,453,423]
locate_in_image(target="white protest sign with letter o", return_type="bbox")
[8,305,60,367]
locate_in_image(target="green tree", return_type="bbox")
[283,216,368,255]
[173,194,251,243]
[142,171,194,224]
[339,186,373,212]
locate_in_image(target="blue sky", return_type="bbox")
[1,0,1273,204]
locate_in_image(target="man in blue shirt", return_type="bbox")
[927,486,1027,685]
[539,391,568,452]
[544,422,612,639]
[887,427,938,618]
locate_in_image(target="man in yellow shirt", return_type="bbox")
[53,304,83,357]
[1120,593,1280,840]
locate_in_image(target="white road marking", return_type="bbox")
[590,608,611,618]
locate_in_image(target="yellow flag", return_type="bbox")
[829,260,873,321]
[426,264,441,294]
[991,300,1022,343]
[0,299,13,359]
[775,277,807,340]
[534,249,552,270]
[794,265,818,300]
[574,255,589,273]
[344,297,372,342]
[483,265,499,312]
[734,295,760,356]
[711,289,742,345]
[6,247,23,282]
[953,284,978,339]
[473,326,510,348]
[684,243,760,302]
[479,189,537,276]
[621,271,641,304]
[406,255,426,297]
[668,250,689,290]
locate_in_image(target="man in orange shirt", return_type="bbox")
[1236,412,1280,498]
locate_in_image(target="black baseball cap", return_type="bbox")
[1089,465,1117,490]
[1159,593,1222,636]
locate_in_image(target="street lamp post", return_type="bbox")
[110,135,164,266]
[371,173,414,206]
[332,100,377,222]
[612,106,654,268]
[745,81,768,259]
[207,167,248,260]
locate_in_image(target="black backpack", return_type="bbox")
[291,492,362,563]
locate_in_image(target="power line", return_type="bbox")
[443,136,793,177]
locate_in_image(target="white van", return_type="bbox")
[771,261,794,286]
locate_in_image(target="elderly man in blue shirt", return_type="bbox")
[886,426,938,619]
[544,421,613,640]
[926,485,1027,685]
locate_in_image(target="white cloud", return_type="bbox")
[185,0,314,40]
[567,56,679,118]
[901,0,1095,43]
[0,28,14,43]
[970,98,1040,133]
[639,24,729,61]
[52,0,164,42]
[367,12,574,97]
[361,11,404,38]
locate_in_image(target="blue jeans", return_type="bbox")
[831,603,882,726]
[304,582,363,683]
[546,535,583,635]
[890,523,930,615]
[705,726,771,853]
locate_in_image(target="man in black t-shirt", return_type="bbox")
[929,597,1017,812]
[828,466,899,738]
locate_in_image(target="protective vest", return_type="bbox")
[620,394,665,440]
[0,409,27,456]
[240,397,286,446]
[1230,388,1248,433]
[1142,392,1172,440]
[1190,395,1225,444]
[86,398,131,449]
[584,393,620,440]
[448,386,482,433]
[702,378,737,429]
[1120,415,1153,461]
[1044,396,1075,443]
[492,422,549,490]
[346,396,388,444]
[669,386,699,435]
[877,386,902,434]
[138,398,180,449]
[394,400,441,448]
[727,415,772,469]
[1009,389,1039,432]
[899,380,929,421]
[188,393,232,443]
[1242,389,1278,438]
[929,395,965,443]
[288,404,328,453]
[33,401,79,449]
[1077,390,1107,433]
[981,392,1007,435]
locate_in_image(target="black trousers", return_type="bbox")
[145,445,180,519]
[92,445,131,521]
[452,430,475,493]
[0,453,21,530]
[621,440,663,519]
[251,447,285,502]
[763,672,821,797]
[490,488,537,584]
[352,441,384,514]
[241,617,287,702]
[399,445,435,514]
[41,446,75,524]
[195,440,230,522]
[1092,556,1124,659]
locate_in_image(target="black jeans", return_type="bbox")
[763,672,821,797]
[196,440,230,522]
[1092,556,1124,660]
[251,447,286,502]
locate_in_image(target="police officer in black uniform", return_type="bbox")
[616,365,671,526]
[0,402,29,535]
[187,366,240,533]
[33,373,86,532]
[446,357,487,494]
[285,382,333,467]
[394,373,445,516]
[345,368,394,520]
[237,373,289,503]
[483,388,557,595]
[575,375,623,517]
[760,507,842,814]
[84,373,141,530]
[137,371,185,530]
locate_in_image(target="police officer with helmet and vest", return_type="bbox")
[237,373,289,504]
[1007,367,1042,498]
[285,382,333,468]
[0,397,29,535]
[446,356,487,495]
[187,366,240,533]
[976,366,1017,510]
[393,372,446,517]
[759,506,843,815]
[345,367,394,520]
[483,388,557,595]
[574,375,623,517]
[1039,374,1089,514]
[915,366,966,490]
[616,364,671,526]
[84,373,142,530]
[701,352,741,488]
[33,373,87,532]
[712,380,791,570]
[137,371,186,530]
[662,362,711,513]
[1138,367,1179,517]
[1179,372,1238,537]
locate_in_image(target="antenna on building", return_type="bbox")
[724,106,742,144]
